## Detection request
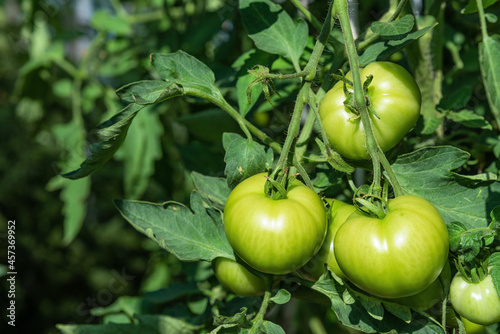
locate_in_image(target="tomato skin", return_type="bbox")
[391,276,443,311]
[334,195,449,298]
[212,257,266,296]
[298,200,356,281]
[450,266,500,325]
[460,317,488,334]
[319,62,421,160]
[224,173,327,275]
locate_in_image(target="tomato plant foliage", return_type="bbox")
[53,0,500,333]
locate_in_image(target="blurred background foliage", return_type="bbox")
[0,0,499,333]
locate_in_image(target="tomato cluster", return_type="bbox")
[211,61,500,328]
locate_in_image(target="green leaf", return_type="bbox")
[270,289,291,305]
[142,283,202,304]
[371,14,415,38]
[491,206,500,223]
[139,314,203,333]
[57,314,202,334]
[486,13,498,23]
[448,221,497,262]
[447,109,492,129]
[260,321,286,334]
[381,301,412,324]
[417,115,443,135]
[447,221,469,252]
[391,146,500,228]
[115,108,163,199]
[114,191,235,262]
[213,307,249,327]
[151,50,223,101]
[308,273,445,333]
[177,109,242,143]
[191,172,231,211]
[223,132,270,189]
[90,296,155,318]
[488,252,500,297]
[60,178,91,245]
[47,119,91,244]
[479,35,500,127]
[439,85,472,110]
[354,292,384,321]
[462,0,499,14]
[359,23,436,67]
[232,49,277,116]
[91,10,132,35]
[62,103,144,179]
[239,0,308,67]
[116,80,183,105]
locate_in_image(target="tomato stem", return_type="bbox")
[335,0,405,198]
[249,277,274,333]
[274,83,308,177]
[334,0,382,194]
[200,93,283,154]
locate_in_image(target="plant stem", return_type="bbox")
[290,0,323,32]
[335,0,407,197]
[275,82,310,171]
[249,278,273,333]
[335,0,382,194]
[378,150,405,197]
[271,2,336,182]
[476,0,489,41]
[202,92,282,153]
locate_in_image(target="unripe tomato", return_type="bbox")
[298,200,356,281]
[391,276,443,311]
[460,317,488,334]
[319,61,421,160]
[334,195,449,298]
[212,257,266,296]
[392,260,449,311]
[224,173,327,275]
[450,266,500,325]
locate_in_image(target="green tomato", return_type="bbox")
[212,257,266,296]
[391,276,444,311]
[450,266,500,325]
[334,195,449,298]
[319,61,421,160]
[224,173,327,275]
[298,200,356,281]
[392,260,450,311]
[460,317,488,334]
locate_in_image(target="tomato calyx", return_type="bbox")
[331,72,381,121]
[352,184,389,219]
[354,196,387,219]
[454,256,490,284]
[263,168,299,200]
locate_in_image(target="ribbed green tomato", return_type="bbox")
[298,200,356,281]
[450,266,500,325]
[224,173,327,275]
[334,195,449,298]
[319,61,421,160]
[212,257,266,296]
